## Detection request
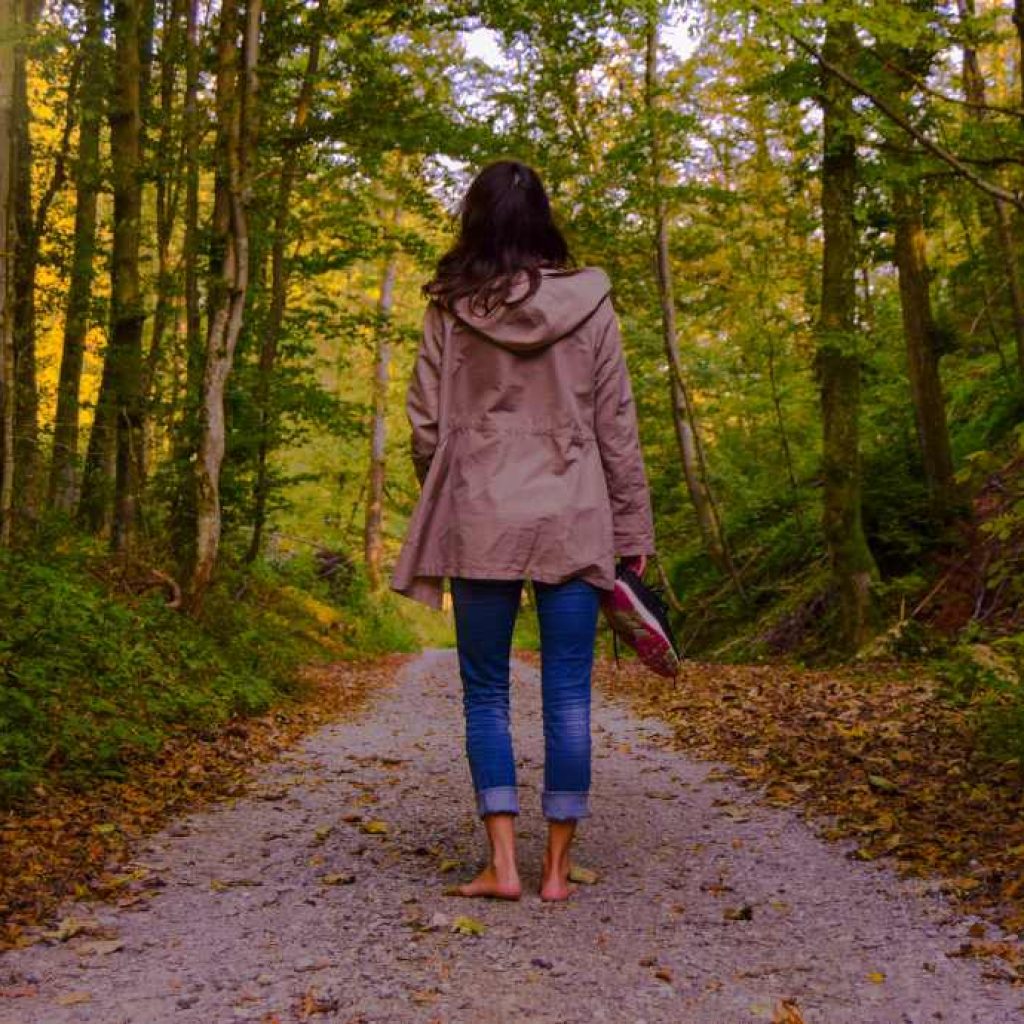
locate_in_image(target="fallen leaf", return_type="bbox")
[866,971,886,984]
[55,991,92,1006]
[0,984,38,998]
[773,999,806,1024]
[360,820,389,835]
[724,904,754,921]
[868,774,900,795]
[76,939,124,956]
[568,865,600,885]
[320,873,355,886]
[46,916,96,942]
[451,915,486,936]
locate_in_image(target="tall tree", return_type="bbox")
[0,0,16,545]
[364,235,398,590]
[140,0,186,450]
[247,1,323,563]
[879,27,956,517]
[10,0,43,525]
[188,0,261,607]
[816,15,877,652]
[107,0,147,550]
[890,171,956,513]
[645,16,738,583]
[50,0,105,512]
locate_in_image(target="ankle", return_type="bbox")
[543,848,569,872]
[491,852,519,877]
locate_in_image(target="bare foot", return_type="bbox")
[539,852,574,902]
[451,864,522,900]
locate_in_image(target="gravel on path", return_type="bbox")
[1,648,1022,1024]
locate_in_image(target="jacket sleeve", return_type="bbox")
[406,302,446,487]
[593,299,656,557]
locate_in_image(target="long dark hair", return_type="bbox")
[424,160,573,315]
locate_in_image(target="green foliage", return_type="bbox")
[0,540,414,808]
[934,633,1024,765]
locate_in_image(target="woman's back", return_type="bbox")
[390,264,654,609]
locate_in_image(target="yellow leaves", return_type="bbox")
[568,865,599,885]
[451,915,486,936]
[313,824,333,843]
[320,872,355,886]
[866,971,886,984]
[360,819,389,835]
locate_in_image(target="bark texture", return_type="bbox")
[0,0,16,544]
[188,0,260,608]
[891,176,955,514]
[364,247,397,589]
[50,0,104,512]
[107,0,147,550]
[816,19,878,653]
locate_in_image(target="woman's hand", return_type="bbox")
[620,554,647,578]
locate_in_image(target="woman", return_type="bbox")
[390,159,655,902]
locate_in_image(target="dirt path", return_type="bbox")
[2,649,1022,1024]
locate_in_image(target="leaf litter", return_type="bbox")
[596,655,1024,977]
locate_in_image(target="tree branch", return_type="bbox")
[747,1,1024,212]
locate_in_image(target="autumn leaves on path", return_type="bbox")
[2,650,1023,1023]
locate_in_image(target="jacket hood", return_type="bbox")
[448,267,611,352]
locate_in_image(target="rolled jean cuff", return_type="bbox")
[476,786,520,818]
[542,790,590,821]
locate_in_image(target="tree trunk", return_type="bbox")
[167,0,201,561]
[816,18,877,653]
[247,4,322,563]
[50,0,104,512]
[645,18,738,583]
[105,0,147,552]
[1015,0,1024,111]
[891,176,956,514]
[140,0,184,468]
[0,0,16,545]
[957,0,1024,378]
[10,0,43,526]
[188,0,260,609]
[876,31,956,517]
[364,244,397,590]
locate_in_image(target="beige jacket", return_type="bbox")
[389,266,656,609]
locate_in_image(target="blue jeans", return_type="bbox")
[450,575,600,822]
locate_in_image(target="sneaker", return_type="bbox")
[600,563,681,678]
